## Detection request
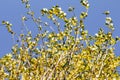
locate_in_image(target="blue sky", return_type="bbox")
[0,0,120,57]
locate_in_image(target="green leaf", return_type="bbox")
[80,0,90,9]
[80,12,88,19]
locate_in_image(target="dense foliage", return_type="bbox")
[0,0,120,79]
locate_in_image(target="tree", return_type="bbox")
[0,0,120,79]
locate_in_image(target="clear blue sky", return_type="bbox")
[0,0,120,57]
